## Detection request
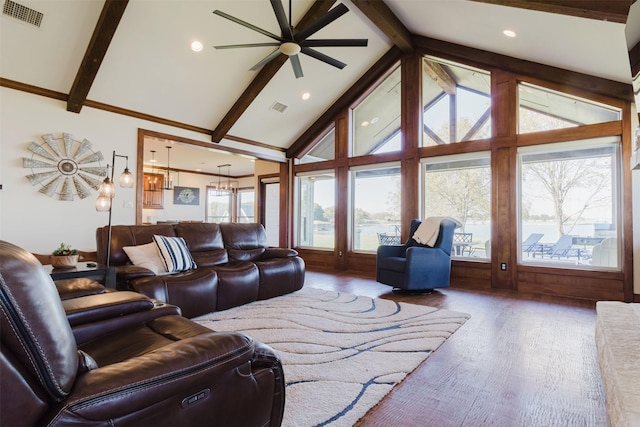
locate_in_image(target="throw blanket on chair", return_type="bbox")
[413,217,443,247]
[413,217,462,247]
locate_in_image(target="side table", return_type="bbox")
[43,262,116,289]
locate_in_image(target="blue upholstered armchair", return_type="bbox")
[376,218,457,292]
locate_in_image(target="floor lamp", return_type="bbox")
[95,151,134,267]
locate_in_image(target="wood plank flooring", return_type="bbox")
[304,269,609,427]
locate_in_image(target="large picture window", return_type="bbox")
[518,138,621,269]
[422,153,491,258]
[237,189,254,223]
[518,83,621,133]
[206,187,233,223]
[351,164,401,252]
[296,172,335,249]
[352,66,402,156]
[422,57,491,146]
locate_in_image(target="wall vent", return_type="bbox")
[3,0,43,28]
[270,101,288,113]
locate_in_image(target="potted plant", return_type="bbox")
[50,242,79,268]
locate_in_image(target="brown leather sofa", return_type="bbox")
[96,222,305,318]
[0,240,285,427]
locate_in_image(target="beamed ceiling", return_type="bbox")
[1,0,638,175]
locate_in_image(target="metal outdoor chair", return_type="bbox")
[378,233,401,245]
[453,232,474,256]
[522,233,544,257]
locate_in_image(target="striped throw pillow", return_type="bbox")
[153,235,197,273]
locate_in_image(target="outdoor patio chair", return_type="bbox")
[545,235,582,259]
[378,232,401,245]
[453,232,474,256]
[522,233,544,257]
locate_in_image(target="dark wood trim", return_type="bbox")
[2,78,288,154]
[67,0,129,113]
[335,110,350,270]
[469,0,631,23]
[86,100,213,134]
[630,40,640,78]
[135,129,145,224]
[413,35,634,102]
[224,134,286,152]
[621,103,635,302]
[287,47,403,158]
[400,53,422,235]
[138,129,286,163]
[211,0,335,143]
[279,162,289,247]
[0,78,67,101]
[517,121,624,146]
[350,0,414,53]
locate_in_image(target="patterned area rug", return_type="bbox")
[194,287,469,427]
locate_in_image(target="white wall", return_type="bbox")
[0,88,275,254]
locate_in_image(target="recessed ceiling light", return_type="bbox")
[361,121,370,127]
[191,40,204,52]
[302,92,311,100]
[370,117,379,124]
[503,29,516,38]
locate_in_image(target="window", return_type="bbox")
[422,57,491,146]
[299,128,335,164]
[206,187,233,223]
[518,138,620,269]
[296,172,335,249]
[422,153,491,259]
[237,189,254,223]
[351,164,401,252]
[518,83,621,133]
[352,66,401,156]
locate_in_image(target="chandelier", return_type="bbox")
[162,145,173,190]
[211,164,233,196]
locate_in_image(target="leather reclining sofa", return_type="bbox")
[0,240,285,426]
[96,222,305,318]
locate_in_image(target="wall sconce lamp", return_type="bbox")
[95,150,134,267]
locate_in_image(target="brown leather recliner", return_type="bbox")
[0,240,285,427]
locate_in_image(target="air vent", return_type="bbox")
[270,101,288,113]
[3,0,43,27]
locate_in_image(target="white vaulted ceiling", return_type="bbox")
[1,0,636,173]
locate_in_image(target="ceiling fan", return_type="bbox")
[212,0,368,78]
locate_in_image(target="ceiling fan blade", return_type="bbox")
[214,43,281,49]
[249,49,283,71]
[290,54,303,79]
[301,39,368,47]
[213,10,284,42]
[294,3,349,42]
[270,0,293,39]
[301,47,346,69]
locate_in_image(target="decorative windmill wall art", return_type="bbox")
[22,133,108,201]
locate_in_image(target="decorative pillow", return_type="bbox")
[123,242,165,275]
[152,235,197,273]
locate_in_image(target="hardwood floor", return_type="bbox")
[304,269,609,427]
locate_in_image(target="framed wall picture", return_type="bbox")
[173,186,199,205]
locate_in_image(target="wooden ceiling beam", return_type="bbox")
[211,0,335,143]
[469,0,632,24]
[423,59,456,95]
[67,0,129,113]
[351,0,413,53]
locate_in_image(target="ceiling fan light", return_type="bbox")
[279,42,301,56]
